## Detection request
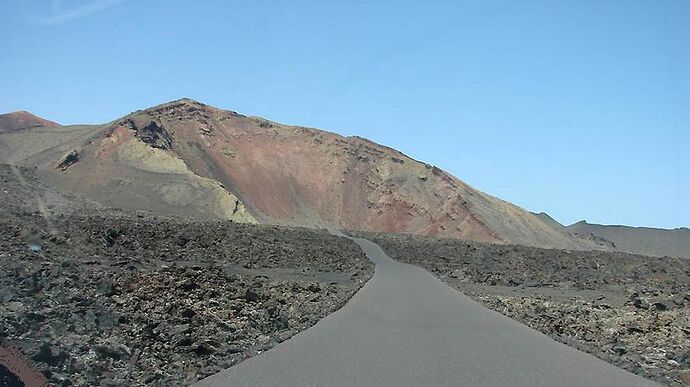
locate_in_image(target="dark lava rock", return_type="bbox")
[244,288,262,303]
[180,307,196,318]
[96,278,115,296]
[31,342,66,366]
[0,170,374,386]
[95,339,131,360]
[650,299,672,311]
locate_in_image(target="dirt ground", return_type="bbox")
[360,231,690,386]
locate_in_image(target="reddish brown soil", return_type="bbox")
[0,111,60,132]
[114,99,567,245]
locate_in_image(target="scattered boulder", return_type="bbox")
[650,299,672,311]
[244,288,262,303]
[31,342,66,366]
[95,339,130,360]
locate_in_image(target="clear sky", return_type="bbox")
[1,0,688,229]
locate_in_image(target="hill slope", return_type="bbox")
[0,99,601,250]
[568,221,690,259]
[0,111,60,132]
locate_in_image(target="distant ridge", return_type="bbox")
[0,111,60,132]
[568,221,690,259]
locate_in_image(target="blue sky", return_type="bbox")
[1,0,688,228]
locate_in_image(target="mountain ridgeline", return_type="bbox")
[0,99,685,257]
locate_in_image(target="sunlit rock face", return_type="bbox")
[0,99,601,249]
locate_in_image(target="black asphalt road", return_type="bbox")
[195,237,659,387]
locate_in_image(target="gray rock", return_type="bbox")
[96,278,114,296]
[96,339,131,360]
[245,288,262,302]
[649,299,671,311]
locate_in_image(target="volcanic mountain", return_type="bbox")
[0,111,60,132]
[0,99,604,250]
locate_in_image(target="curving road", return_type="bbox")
[195,236,659,387]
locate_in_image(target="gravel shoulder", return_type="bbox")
[0,166,374,386]
[359,231,690,386]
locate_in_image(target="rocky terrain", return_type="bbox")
[0,166,373,386]
[361,232,690,386]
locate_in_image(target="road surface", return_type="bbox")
[195,236,659,387]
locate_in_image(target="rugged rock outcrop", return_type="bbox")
[55,149,79,170]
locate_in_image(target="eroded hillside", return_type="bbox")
[0,99,603,250]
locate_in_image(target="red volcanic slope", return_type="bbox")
[105,99,592,248]
[0,99,601,250]
[0,111,60,132]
